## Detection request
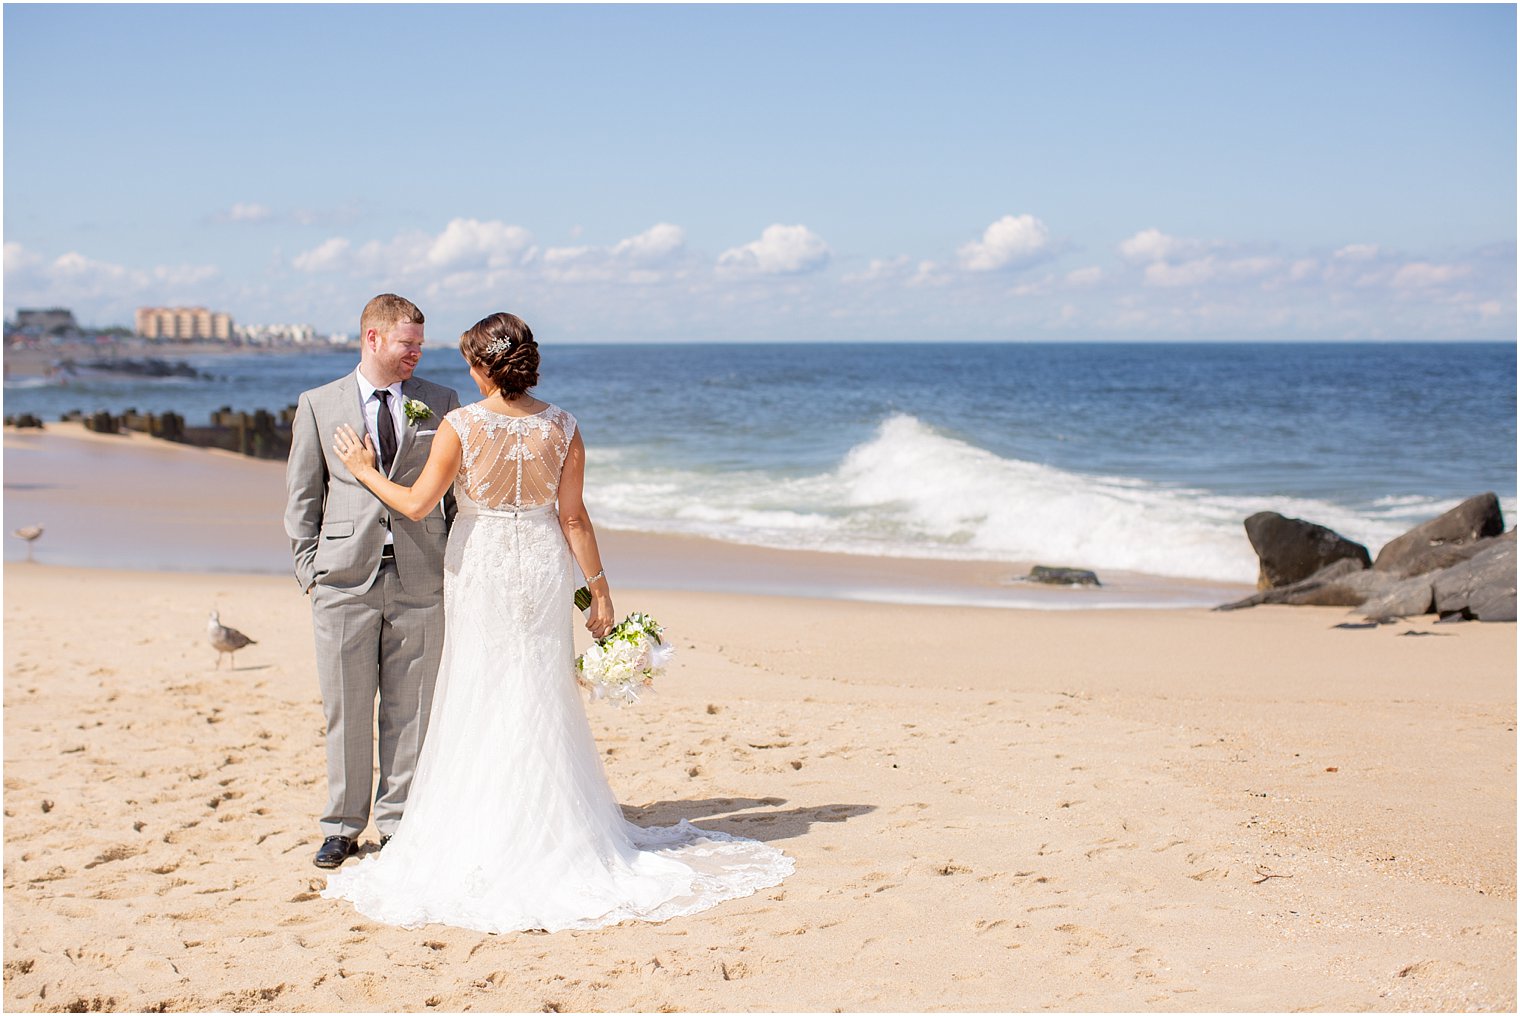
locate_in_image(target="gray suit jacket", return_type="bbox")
[285,372,461,595]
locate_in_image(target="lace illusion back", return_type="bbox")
[451,402,575,511]
[322,400,793,933]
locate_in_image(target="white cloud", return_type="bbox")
[717,224,831,276]
[611,223,685,264]
[353,230,434,276]
[1222,256,1281,280]
[49,250,135,285]
[1121,231,1285,289]
[1333,243,1381,262]
[1118,228,1200,264]
[222,202,273,224]
[289,220,686,290]
[909,260,945,287]
[425,218,533,270]
[8,218,1511,342]
[1317,246,1478,293]
[1391,262,1470,289]
[843,256,912,284]
[37,250,216,291]
[148,262,220,287]
[4,241,41,273]
[538,224,690,283]
[292,237,352,273]
[2,242,221,322]
[1144,257,1217,287]
[1121,230,1276,287]
[958,214,1051,271]
[542,244,595,267]
[291,203,361,228]
[842,255,947,288]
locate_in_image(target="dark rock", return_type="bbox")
[1025,566,1101,587]
[82,411,120,435]
[1373,493,1505,577]
[1298,568,1405,607]
[1358,574,1436,620]
[1332,622,1380,630]
[1431,530,1516,622]
[1217,557,1369,610]
[1244,512,1371,589]
[1218,559,1439,612]
[1398,631,1452,638]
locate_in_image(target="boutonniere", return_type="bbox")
[402,398,433,425]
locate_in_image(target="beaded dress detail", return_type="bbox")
[322,402,793,932]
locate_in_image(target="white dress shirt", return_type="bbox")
[355,367,404,544]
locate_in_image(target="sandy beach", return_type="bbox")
[3,425,1515,1012]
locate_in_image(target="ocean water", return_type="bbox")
[5,342,1514,585]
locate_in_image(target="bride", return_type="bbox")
[322,311,792,932]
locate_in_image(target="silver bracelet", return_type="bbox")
[586,569,606,584]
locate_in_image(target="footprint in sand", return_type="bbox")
[1188,867,1231,880]
[3,958,36,984]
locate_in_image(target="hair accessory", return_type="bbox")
[484,334,514,357]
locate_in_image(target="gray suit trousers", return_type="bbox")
[312,560,445,838]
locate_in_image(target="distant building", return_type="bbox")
[16,308,78,333]
[136,306,233,341]
[235,323,319,346]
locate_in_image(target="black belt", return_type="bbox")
[380,544,396,559]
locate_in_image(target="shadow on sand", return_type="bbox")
[622,796,875,843]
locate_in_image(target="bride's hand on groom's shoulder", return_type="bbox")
[333,424,377,476]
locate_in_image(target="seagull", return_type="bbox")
[208,609,256,669]
[12,525,43,561]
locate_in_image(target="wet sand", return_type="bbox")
[2,422,1250,607]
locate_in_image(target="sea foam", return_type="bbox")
[588,414,1511,584]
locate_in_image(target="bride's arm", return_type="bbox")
[333,421,461,522]
[558,429,614,639]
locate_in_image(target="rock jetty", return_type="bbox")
[38,405,297,460]
[1219,494,1516,622]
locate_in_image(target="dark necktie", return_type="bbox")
[374,389,398,474]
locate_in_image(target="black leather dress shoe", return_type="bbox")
[379,834,393,849]
[314,835,358,869]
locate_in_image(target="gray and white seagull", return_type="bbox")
[207,609,256,669]
[12,525,43,561]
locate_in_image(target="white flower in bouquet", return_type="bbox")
[574,603,673,708]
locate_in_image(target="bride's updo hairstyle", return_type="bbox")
[460,312,539,399]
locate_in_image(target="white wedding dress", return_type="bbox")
[322,401,793,932]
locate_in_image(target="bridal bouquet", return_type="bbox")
[574,587,674,708]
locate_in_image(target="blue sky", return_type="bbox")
[4,3,1515,342]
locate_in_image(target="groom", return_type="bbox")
[284,293,461,869]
